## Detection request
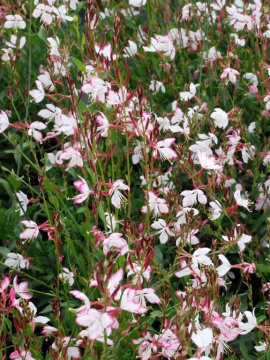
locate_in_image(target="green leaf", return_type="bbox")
[0,246,10,257]
[154,245,163,266]
[43,178,58,194]
[252,209,270,232]
[240,340,257,360]
[246,132,262,150]
[71,57,86,73]
[38,27,48,43]
[8,173,22,192]
[0,178,12,196]
[150,310,163,318]
[257,264,270,274]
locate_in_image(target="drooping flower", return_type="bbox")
[73,176,94,204]
[108,180,130,209]
[19,220,39,241]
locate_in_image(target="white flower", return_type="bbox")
[6,35,26,49]
[28,121,47,143]
[239,310,257,334]
[47,36,60,57]
[234,189,250,211]
[222,229,252,252]
[4,15,26,29]
[15,191,29,215]
[38,104,62,122]
[53,5,73,22]
[129,0,147,6]
[109,180,130,209]
[4,253,30,269]
[143,35,175,60]
[37,71,54,92]
[216,254,231,277]
[180,189,207,207]
[73,176,93,204]
[142,191,169,215]
[123,40,137,57]
[209,200,222,220]
[29,80,45,103]
[192,248,213,267]
[243,72,258,87]
[191,327,213,349]
[255,342,267,352]
[151,219,174,244]
[153,138,177,161]
[64,0,79,10]
[210,108,228,129]
[59,147,83,169]
[179,83,199,101]
[197,149,223,170]
[104,212,117,233]
[19,220,39,241]
[220,67,240,84]
[32,4,53,25]
[149,80,165,93]
[0,111,9,133]
[59,268,74,286]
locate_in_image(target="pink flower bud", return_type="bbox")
[138,223,144,233]
[248,85,258,94]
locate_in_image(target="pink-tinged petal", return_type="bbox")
[101,313,116,329]
[81,84,92,94]
[111,192,121,208]
[16,280,28,293]
[143,289,161,304]
[0,277,10,292]
[108,268,123,295]
[31,121,47,130]
[73,193,89,204]
[42,326,58,336]
[9,351,20,359]
[121,289,148,314]
[67,347,81,359]
[76,314,92,327]
[70,290,90,306]
[20,292,32,300]
[198,193,207,205]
